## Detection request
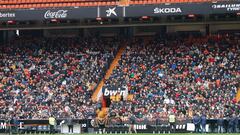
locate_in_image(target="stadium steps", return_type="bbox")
[92,45,126,102]
[92,45,126,118]
[236,87,240,102]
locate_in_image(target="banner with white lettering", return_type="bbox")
[125,2,239,17]
[211,3,240,13]
[0,119,93,133]
[99,6,124,18]
[0,7,97,21]
[102,86,128,99]
[0,2,239,21]
[0,12,16,20]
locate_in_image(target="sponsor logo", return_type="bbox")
[212,4,240,11]
[0,122,6,129]
[154,7,182,14]
[106,7,117,17]
[124,124,147,129]
[81,124,86,127]
[90,119,95,127]
[103,87,127,96]
[134,125,147,130]
[44,10,68,19]
[0,12,15,18]
[19,122,24,129]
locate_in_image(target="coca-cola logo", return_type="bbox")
[44,10,68,19]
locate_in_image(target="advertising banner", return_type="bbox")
[125,2,240,17]
[125,3,209,16]
[102,86,128,98]
[0,7,98,21]
[99,6,124,18]
[0,2,239,21]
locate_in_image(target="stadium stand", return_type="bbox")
[0,36,120,119]
[0,0,239,132]
[0,32,239,133]
[0,0,229,9]
[106,34,240,123]
[129,0,213,4]
[0,0,118,9]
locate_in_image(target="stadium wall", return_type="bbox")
[0,2,239,21]
[166,24,206,33]
[209,23,240,33]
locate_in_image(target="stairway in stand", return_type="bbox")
[92,44,126,118]
[236,87,240,102]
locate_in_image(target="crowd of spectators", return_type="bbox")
[107,34,240,123]
[0,36,119,119]
[0,33,239,123]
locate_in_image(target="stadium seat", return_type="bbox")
[15,4,20,8]
[151,0,158,4]
[58,3,63,7]
[0,0,227,9]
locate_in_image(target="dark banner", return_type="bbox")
[0,119,93,128]
[125,3,208,16]
[0,2,239,21]
[0,7,98,21]
[125,2,240,17]
[0,118,238,133]
[99,6,124,18]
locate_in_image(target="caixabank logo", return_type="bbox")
[106,7,117,17]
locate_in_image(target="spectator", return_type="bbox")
[201,113,207,133]
[228,114,235,133]
[168,112,176,133]
[49,114,56,134]
[217,114,224,133]
[0,36,120,119]
[106,34,240,126]
[193,113,201,133]
[234,114,238,133]
[66,115,74,134]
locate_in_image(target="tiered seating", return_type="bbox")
[0,36,119,119]
[106,34,240,121]
[0,0,117,4]
[129,0,213,4]
[0,0,118,9]
[0,0,227,9]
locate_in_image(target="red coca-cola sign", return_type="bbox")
[44,10,68,19]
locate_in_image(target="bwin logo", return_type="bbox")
[106,7,117,17]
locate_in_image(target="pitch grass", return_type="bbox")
[27,133,240,135]
[4,133,240,135]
